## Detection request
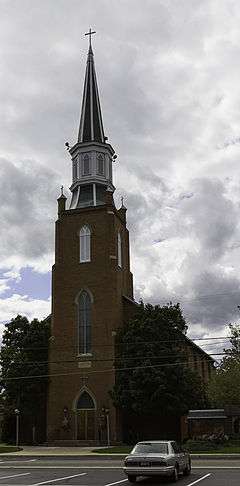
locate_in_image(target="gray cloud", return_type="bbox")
[0,157,59,269]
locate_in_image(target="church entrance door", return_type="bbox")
[76,390,96,441]
[77,410,95,440]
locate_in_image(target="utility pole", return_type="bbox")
[14,409,20,447]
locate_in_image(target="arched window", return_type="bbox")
[78,291,91,354]
[77,391,95,410]
[117,232,122,268]
[80,225,91,262]
[97,154,105,175]
[83,154,90,175]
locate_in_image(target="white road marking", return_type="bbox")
[186,473,211,486]
[0,466,122,469]
[0,464,238,469]
[31,472,86,486]
[0,472,30,479]
[104,480,128,486]
[193,466,240,469]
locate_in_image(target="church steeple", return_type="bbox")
[78,42,105,144]
[69,30,115,210]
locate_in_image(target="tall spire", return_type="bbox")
[69,31,115,210]
[78,30,105,144]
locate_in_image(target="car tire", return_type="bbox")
[171,464,179,482]
[127,475,137,483]
[183,460,191,476]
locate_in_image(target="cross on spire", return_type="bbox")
[85,28,96,48]
[78,28,105,144]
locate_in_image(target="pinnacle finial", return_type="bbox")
[85,28,96,49]
[60,185,67,199]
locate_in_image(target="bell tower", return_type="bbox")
[47,32,134,445]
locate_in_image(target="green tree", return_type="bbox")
[111,302,207,417]
[208,323,240,407]
[0,315,50,443]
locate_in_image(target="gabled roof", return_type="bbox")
[188,409,226,419]
[78,45,105,144]
[182,333,215,362]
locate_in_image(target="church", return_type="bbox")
[47,34,214,445]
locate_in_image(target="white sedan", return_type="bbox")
[123,440,191,483]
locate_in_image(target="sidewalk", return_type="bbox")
[1,446,107,456]
[2,445,240,459]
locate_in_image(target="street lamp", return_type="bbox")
[14,409,20,447]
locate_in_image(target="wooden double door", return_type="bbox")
[76,410,95,440]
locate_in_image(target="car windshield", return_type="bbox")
[132,443,168,454]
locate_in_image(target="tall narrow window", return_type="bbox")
[83,154,90,175]
[78,291,91,354]
[73,160,77,181]
[117,232,122,268]
[80,225,91,262]
[109,158,112,181]
[97,154,104,175]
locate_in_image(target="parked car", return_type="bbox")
[123,440,191,483]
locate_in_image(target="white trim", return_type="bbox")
[79,226,91,263]
[77,155,81,179]
[75,287,94,305]
[90,61,94,141]
[92,61,105,142]
[93,183,96,206]
[117,232,122,268]
[78,60,89,142]
[73,386,97,411]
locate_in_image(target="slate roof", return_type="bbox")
[188,409,226,419]
[78,45,105,144]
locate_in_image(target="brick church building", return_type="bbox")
[47,37,214,445]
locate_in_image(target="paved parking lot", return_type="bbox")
[0,463,239,486]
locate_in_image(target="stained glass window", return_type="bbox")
[78,291,91,354]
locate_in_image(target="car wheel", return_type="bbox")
[127,475,137,483]
[183,460,191,476]
[171,464,179,482]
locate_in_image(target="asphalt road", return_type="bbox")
[0,457,239,485]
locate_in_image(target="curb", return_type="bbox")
[1,453,240,460]
[191,453,240,460]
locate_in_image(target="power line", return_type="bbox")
[0,351,231,367]
[0,335,234,352]
[2,351,235,382]
[0,357,215,382]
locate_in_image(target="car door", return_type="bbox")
[172,442,185,471]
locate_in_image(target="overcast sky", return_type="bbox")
[1,0,240,355]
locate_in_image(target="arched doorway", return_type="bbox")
[75,390,96,440]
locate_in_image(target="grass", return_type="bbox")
[93,446,132,454]
[93,444,240,454]
[192,446,240,454]
[0,445,22,453]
